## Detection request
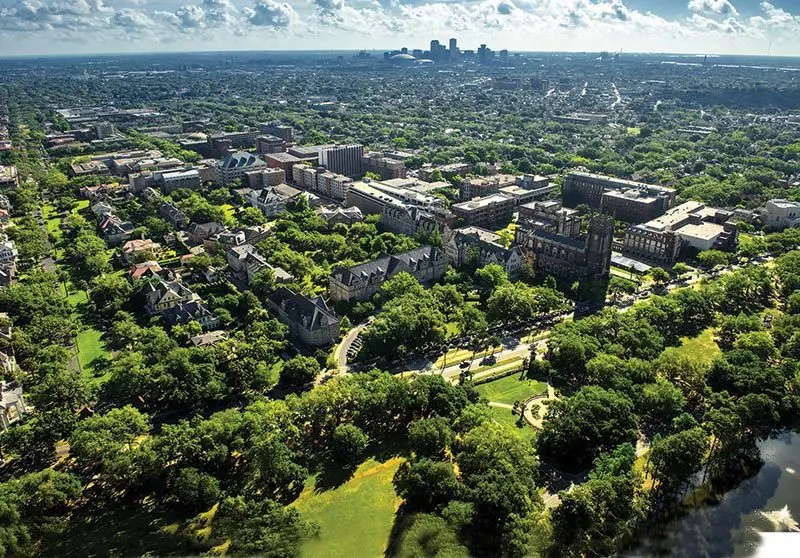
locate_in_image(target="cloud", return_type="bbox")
[245,0,298,27]
[314,0,346,12]
[688,0,739,17]
[111,8,153,28]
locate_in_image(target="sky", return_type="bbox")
[0,0,799,57]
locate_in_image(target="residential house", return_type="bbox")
[329,245,446,302]
[246,184,302,217]
[268,287,340,347]
[0,262,15,288]
[162,301,219,331]
[158,202,188,229]
[316,205,364,225]
[129,261,164,281]
[227,244,293,285]
[0,194,11,211]
[188,222,226,245]
[91,201,114,217]
[121,238,161,265]
[190,330,229,347]
[0,209,10,228]
[144,279,200,315]
[98,214,135,245]
[0,239,17,263]
[0,350,17,376]
[1,381,28,431]
[444,227,525,278]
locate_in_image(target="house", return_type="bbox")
[0,240,18,263]
[91,201,115,217]
[329,245,446,302]
[0,350,17,376]
[1,381,28,431]
[268,287,340,347]
[190,330,229,347]
[0,209,10,228]
[0,262,15,288]
[144,279,200,315]
[158,202,188,229]
[761,199,800,231]
[162,301,219,331]
[98,214,135,245]
[246,184,302,217]
[227,244,293,285]
[0,194,11,211]
[243,224,273,245]
[189,222,226,245]
[445,227,525,278]
[80,183,124,200]
[121,238,161,265]
[317,205,364,225]
[129,261,164,281]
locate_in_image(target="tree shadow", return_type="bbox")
[384,503,415,558]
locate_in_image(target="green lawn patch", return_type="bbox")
[219,204,236,220]
[667,327,720,366]
[627,127,641,136]
[475,374,547,406]
[42,203,56,220]
[76,327,110,382]
[488,406,536,442]
[292,457,403,558]
[72,199,90,213]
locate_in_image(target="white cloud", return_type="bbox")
[245,0,299,27]
[688,0,739,17]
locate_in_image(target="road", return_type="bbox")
[334,319,371,372]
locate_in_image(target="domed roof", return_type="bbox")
[390,53,416,60]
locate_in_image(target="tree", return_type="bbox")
[393,458,462,512]
[697,249,732,268]
[68,406,149,469]
[638,379,686,429]
[89,274,132,317]
[455,305,487,338]
[648,267,670,288]
[238,206,267,226]
[475,263,509,295]
[607,275,636,302]
[280,355,320,387]
[672,262,691,276]
[378,271,424,303]
[407,417,454,459]
[649,427,708,500]
[396,514,469,558]
[250,268,277,299]
[212,497,318,557]
[537,386,638,472]
[330,424,368,467]
[363,171,382,181]
[169,467,221,513]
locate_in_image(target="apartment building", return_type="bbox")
[451,194,515,228]
[319,144,364,178]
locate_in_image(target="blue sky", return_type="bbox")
[0,0,799,56]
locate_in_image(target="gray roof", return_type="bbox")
[331,245,443,287]
[269,287,338,332]
[162,301,214,326]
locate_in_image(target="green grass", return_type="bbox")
[292,457,403,558]
[41,203,56,220]
[219,204,236,220]
[72,199,90,213]
[627,127,641,136]
[76,327,110,381]
[475,374,547,405]
[444,321,459,338]
[488,406,536,442]
[668,327,720,366]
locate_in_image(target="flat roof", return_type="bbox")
[452,194,513,211]
[570,171,676,194]
[677,222,725,241]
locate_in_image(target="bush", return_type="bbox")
[330,424,368,467]
[169,467,221,513]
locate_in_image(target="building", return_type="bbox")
[418,163,471,182]
[144,279,201,315]
[381,204,442,237]
[329,245,446,302]
[0,194,11,210]
[97,214,135,245]
[268,287,340,347]
[0,262,16,288]
[264,152,306,174]
[160,169,202,193]
[362,152,407,180]
[189,222,227,245]
[562,171,677,223]
[444,227,525,277]
[0,239,18,263]
[622,201,738,265]
[227,244,293,285]
[260,123,293,142]
[451,194,515,228]
[1,381,28,431]
[319,144,364,178]
[246,184,302,217]
[460,175,517,201]
[0,165,19,188]
[129,261,163,281]
[518,200,582,238]
[316,205,364,225]
[515,214,614,283]
[762,199,800,231]
[95,121,116,139]
[190,330,229,347]
[217,152,268,187]
[158,202,188,228]
[121,238,161,265]
[162,301,219,330]
[315,171,353,200]
[70,161,110,178]
[255,135,287,154]
[245,167,286,188]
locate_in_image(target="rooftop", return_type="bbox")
[452,194,513,211]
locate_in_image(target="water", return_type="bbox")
[631,432,800,557]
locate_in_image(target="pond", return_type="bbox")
[630,432,800,557]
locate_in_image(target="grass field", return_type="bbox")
[488,406,536,442]
[475,374,547,405]
[292,457,403,558]
[669,327,720,366]
[76,327,110,381]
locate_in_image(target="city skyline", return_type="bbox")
[0,1,799,57]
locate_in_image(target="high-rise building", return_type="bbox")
[319,144,364,179]
[449,38,458,60]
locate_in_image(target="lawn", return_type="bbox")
[475,373,547,405]
[488,406,535,442]
[627,127,641,136]
[72,199,90,213]
[292,457,403,558]
[76,327,110,381]
[668,327,720,366]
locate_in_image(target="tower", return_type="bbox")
[449,38,457,56]
[584,214,614,281]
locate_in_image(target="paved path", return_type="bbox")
[487,401,514,410]
[334,320,370,373]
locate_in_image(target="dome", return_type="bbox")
[390,53,416,60]
[415,59,434,65]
